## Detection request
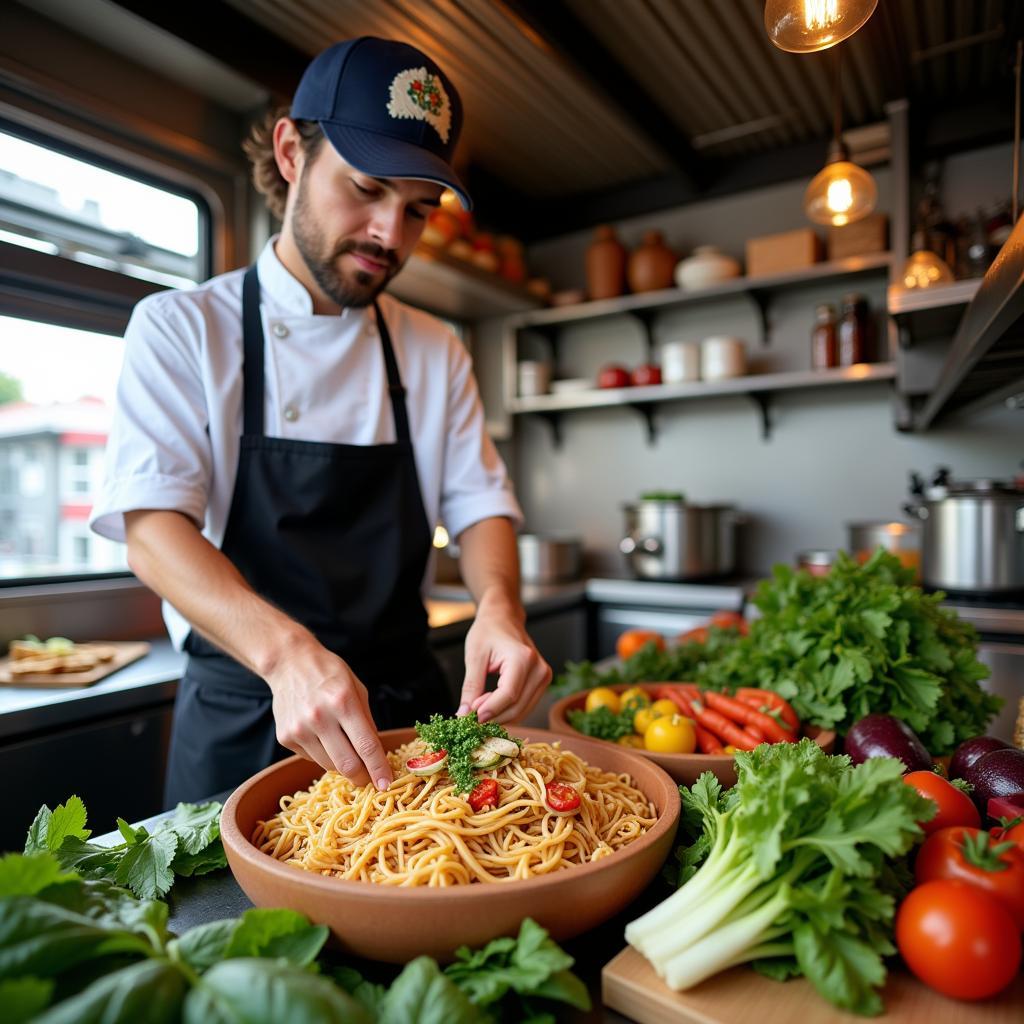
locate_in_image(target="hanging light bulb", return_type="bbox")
[804,140,877,226]
[765,0,878,53]
[804,48,876,227]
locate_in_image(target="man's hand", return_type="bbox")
[264,639,394,790]
[457,595,552,724]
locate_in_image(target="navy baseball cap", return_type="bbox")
[291,37,471,210]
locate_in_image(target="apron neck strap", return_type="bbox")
[240,266,412,443]
[373,301,412,443]
[241,265,265,436]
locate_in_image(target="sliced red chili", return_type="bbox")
[545,782,581,813]
[468,778,500,812]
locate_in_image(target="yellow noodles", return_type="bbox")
[252,740,657,886]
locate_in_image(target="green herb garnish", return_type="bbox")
[415,713,518,794]
[567,705,635,742]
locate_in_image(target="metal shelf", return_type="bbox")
[509,362,897,443]
[389,244,543,320]
[888,279,980,348]
[509,252,893,333]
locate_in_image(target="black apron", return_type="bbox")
[163,265,453,806]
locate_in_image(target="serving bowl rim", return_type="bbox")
[221,724,681,903]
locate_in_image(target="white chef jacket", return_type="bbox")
[90,237,522,649]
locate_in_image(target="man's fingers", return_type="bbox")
[318,724,372,789]
[337,705,393,791]
[458,648,489,716]
[295,735,336,777]
[474,655,528,723]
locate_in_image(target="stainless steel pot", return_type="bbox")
[620,499,739,580]
[904,479,1024,594]
[845,521,921,574]
[517,533,582,584]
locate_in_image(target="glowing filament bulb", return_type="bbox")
[804,0,839,31]
[827,177,853,214]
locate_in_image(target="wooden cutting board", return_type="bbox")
[602,945,1024,1024]
[0,641,151,688]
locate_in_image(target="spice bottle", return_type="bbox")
[810,304,837,370]
[837,293,869,366]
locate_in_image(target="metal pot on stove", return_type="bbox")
[619,495,740,580]
[904,469,1024,594]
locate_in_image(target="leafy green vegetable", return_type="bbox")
[444,918,590,1017]
[377,958,484,1024]
[25,798,226,900]
[625,739,932,1016]
[701,550,999,752]
[0,854,78,899]
[566,704,635,741]
[414,713,519,794]
[0,975,55,1023]
[182,958,371,1024]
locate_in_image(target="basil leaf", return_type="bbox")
[529,969,591,1011]
[379,957,485,1024]
[0,976,54,1023]
[332,967,387,1016]
[168,920,238,973]
[222,908,329,966]
[170,843,227,878]
[183,958,372,1024]
[0,897,151,980]
[33,958,186,1024]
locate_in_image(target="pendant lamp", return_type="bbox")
[765,0,878,53]
[804,49,876,227]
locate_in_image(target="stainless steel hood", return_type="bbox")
[912,213,1024,428]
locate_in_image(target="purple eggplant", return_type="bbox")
[843,714,932,773]
[948,735,1011,782]
[964,748,1024,813]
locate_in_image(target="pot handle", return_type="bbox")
[902,501,928,521]
[621,535,662,555]
[1017,506,1024,532]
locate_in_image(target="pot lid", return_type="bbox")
[946,478,1022,496]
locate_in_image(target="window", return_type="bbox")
[0,316,127,580]
[0,126,206,288]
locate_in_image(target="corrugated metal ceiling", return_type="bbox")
[225,0,1015,200]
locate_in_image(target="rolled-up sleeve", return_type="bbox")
[89,293,212,543]
[439,337,522,540]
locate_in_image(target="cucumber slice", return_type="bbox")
[480,737,520,759]
[470,746,503,769]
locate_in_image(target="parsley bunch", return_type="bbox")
[702,549,1000,752]
[566,704,635,742]
[415,713,517,794]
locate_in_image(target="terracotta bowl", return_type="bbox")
[220,725,680,964]
[547,684,836,787]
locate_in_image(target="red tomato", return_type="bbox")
[468,778,499,812]
[630,363,662,386]
[896,880,1021,1000]
[677,627,709,646]
[616,629,665,661]
[902,771,981,834]
[544,782,581,814]
[406,750,447,770]
[709,610,749,635]
[915,826,1024,929]
[597,364,631,389]
[997,821,1024,856]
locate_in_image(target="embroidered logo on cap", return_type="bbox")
[387,67,452,144]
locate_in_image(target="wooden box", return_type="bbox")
[745,228,822,277]
[827,213,889,260]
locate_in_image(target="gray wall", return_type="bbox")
[470,142,1023,577]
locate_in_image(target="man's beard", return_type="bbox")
[291,172,400,309]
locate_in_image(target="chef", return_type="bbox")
[90,37,551,806]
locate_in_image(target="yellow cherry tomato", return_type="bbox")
[650,698,680,719]
[723,744,738,754]
[619,687,651,712]
[644,714,697,755]
[618,734,645,748]
[584,687,621,715]
[633,707,656,735]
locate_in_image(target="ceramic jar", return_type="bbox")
[585,225,628,300]
[628,230,676,293]
[661,340,701,383]
[674,245,742,290]
[701,337,747,381]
